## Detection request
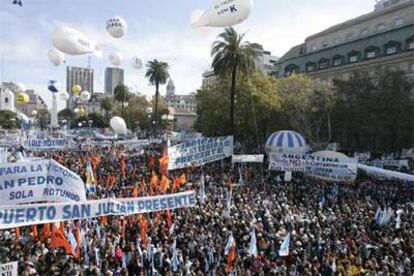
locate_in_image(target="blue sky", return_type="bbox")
[0,0,374,109]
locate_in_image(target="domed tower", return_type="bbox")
[166,79,175,97]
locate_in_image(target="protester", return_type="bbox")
[0,145,413,276]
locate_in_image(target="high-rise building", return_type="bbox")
[66,66,94,95]
[273,0,414,81]
[104,67,124,96]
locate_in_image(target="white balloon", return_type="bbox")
[131,57,143,69]
[106,16,128,38]
[191,0,253,28]
[51,26,101,56]
[74,108,80,114]
[48,48,65,66]
[60,92,70,101]
[31,110,38,116]
[109,52,123,66]
[80,91,91,102]
[15,83,26,93]
[110,116,127,135]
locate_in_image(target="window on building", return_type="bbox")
[360,29,369,36]
[345,32,354,41]
[319,59,330,69]
[408,41,414,50]
[332,57,344,66]
[349,55,358,63]
[386,46,397,55]
[395,17,405,26]
[311,45,317,51]
[366,51,377,59]
[377,23,386,31]
[4,97,8,103]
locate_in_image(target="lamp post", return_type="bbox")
[162,114,174,147]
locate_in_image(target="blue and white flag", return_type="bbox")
[396,210,403,229]
[224,233,235,255]
[171,241,180,272]
[85,160,96,194]
[278,232,291,256]
[199,178,206,204]
[248,229,258,257]
[67,230,77,253]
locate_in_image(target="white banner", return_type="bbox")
[0,191,196,229]
[367,159,409,168]
[232,155,264,163]
[25,138,68,150]
[269,153,357,182]
[168,136,233,170]
[0,148,8,164]
[358,164,414,182]
[0,261,18,276]
[0,159,86,205]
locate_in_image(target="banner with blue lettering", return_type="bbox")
[168,136,233,170]
[269,153,357,182]
[0,159,86,205]
[25,138,69,150]
[0,191,196,229]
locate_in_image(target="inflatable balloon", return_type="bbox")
[146,107,153,114]
[48,48,65,66]
[80,91,91,102]
[110,116,127,135]
[51,26,101,56]
[131,57,143,69]
[191,0,253,28]
[15,83,26,93]
[266,130,307,154]
[106,16,128,38]
[109,52,123,66]
[72,85,82,94]
[73,107,80,114]
[60,92,69,101]
[16,92,29,104]
[48,80,62,93]
[31,110,38,116]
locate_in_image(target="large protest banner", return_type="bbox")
[367,159,409,168]
[25,138,68,150]
[232,155,264,163]
[168,136,233,170]
[269,153,357,182]
[0,191,196,229]
[0,159,86,205]
[0,261,18,276]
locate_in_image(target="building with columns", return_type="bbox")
[273,0,414,81]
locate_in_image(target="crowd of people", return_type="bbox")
[0,144,413,276]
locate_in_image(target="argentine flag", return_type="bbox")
[278,232,291,257]
[85,160,96,193]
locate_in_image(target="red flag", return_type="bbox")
[59,221,65,233]
[150,171,159,195]
[15,227,20,240]
[120,158,126,178]
[131,167,137,180]
[226,246,237,274]
[132,184,139,198]
[171,178,180,193]
[107,175,116,188]
[149,154,155,169]
[40,223,51,242]
[159,156,169,175]
[74,223,82,259]
[139,215,148,246]
[160,175,170,193]
[165,210,172,230]
[50,225,75,255]
[141,178,147,196]
[31,225,38,240]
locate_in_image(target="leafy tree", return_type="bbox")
[211,27,259,136]
[114,84,130,118]
[277,74,332,142]
[196,73,280,150]
[87,112,106,128]
[100,96,114,124]
[0,110,20,129]
[145,59,169,137]
[332,70,413,152]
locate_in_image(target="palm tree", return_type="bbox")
[100,96,114,125]
[145,59,169,137]
[211,27,259,135]
[114,84,130,119]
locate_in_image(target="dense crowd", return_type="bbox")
[0,145,413,276]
